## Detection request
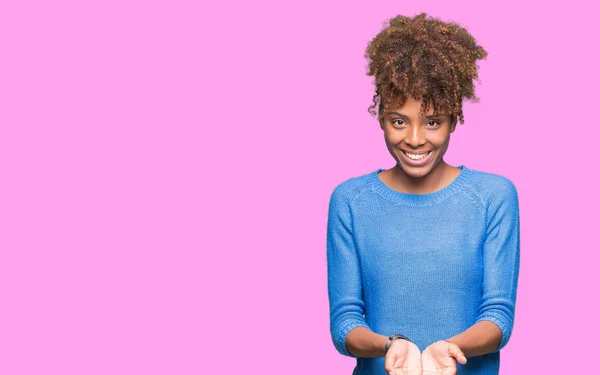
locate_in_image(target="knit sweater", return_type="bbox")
[326,165,520,375]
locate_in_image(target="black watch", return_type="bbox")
[384,334,412,355]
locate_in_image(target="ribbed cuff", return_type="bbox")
[476,315,510,353]
[332,319,369,357]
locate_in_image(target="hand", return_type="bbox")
[421,340,467,375]
[384,339,423,375]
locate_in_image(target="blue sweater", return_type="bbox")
[326,165,520,375]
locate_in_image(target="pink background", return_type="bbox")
[1,0,599,374]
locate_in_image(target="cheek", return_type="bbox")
[431,133,451,148]
[383,131,398,145]
[384,128,404,142]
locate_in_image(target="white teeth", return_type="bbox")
[404,151,430,160]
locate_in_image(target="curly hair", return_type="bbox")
[365,13,487,124]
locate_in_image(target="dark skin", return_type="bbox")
[377,96,460,195]
[343,96,502,374]
[345,12,498,375]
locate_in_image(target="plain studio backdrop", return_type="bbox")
[1,0,598,374]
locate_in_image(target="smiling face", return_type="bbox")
[380,96,457,179]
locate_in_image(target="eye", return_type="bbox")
[391,119,406,127]
[426,120,441,127]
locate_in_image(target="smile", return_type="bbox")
[400,150,433,165]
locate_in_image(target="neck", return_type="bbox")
[390,160,452,194]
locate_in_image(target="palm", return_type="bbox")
[388,341,423,375]
[421,343,458,375]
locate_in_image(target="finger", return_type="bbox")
[394,356,411,368]
[384,353,397,375]
[406,352,422,375]
[448,344,467,365]
[393,358,420,375]
[408,364,423,375]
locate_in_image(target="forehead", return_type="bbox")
[383,97,450,117]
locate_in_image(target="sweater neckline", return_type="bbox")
[368,165,472,205]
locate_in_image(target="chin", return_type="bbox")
[401,166,433,178]
[395,157,437,179]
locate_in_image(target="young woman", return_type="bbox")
[326,13,520,375]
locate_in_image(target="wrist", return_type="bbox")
[425,340,451,350]
[384,334,412,355]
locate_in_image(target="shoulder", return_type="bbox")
[463,166,519,202]
[462,167,520,220]
[329,170,376,206]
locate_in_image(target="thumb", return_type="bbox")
[383,352,397,375]
[447,343,467,365]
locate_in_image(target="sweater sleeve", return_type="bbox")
[475,178,521,353]
[326,185,369,357]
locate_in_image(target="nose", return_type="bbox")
[405,125,426,147]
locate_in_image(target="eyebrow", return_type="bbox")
[386,112,448,119]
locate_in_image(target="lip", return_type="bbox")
[399,149,433,166]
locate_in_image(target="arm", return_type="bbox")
[346,327,389,358]
[447,179,521,357]
[326,185,379,358]
[445,320,501,358]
